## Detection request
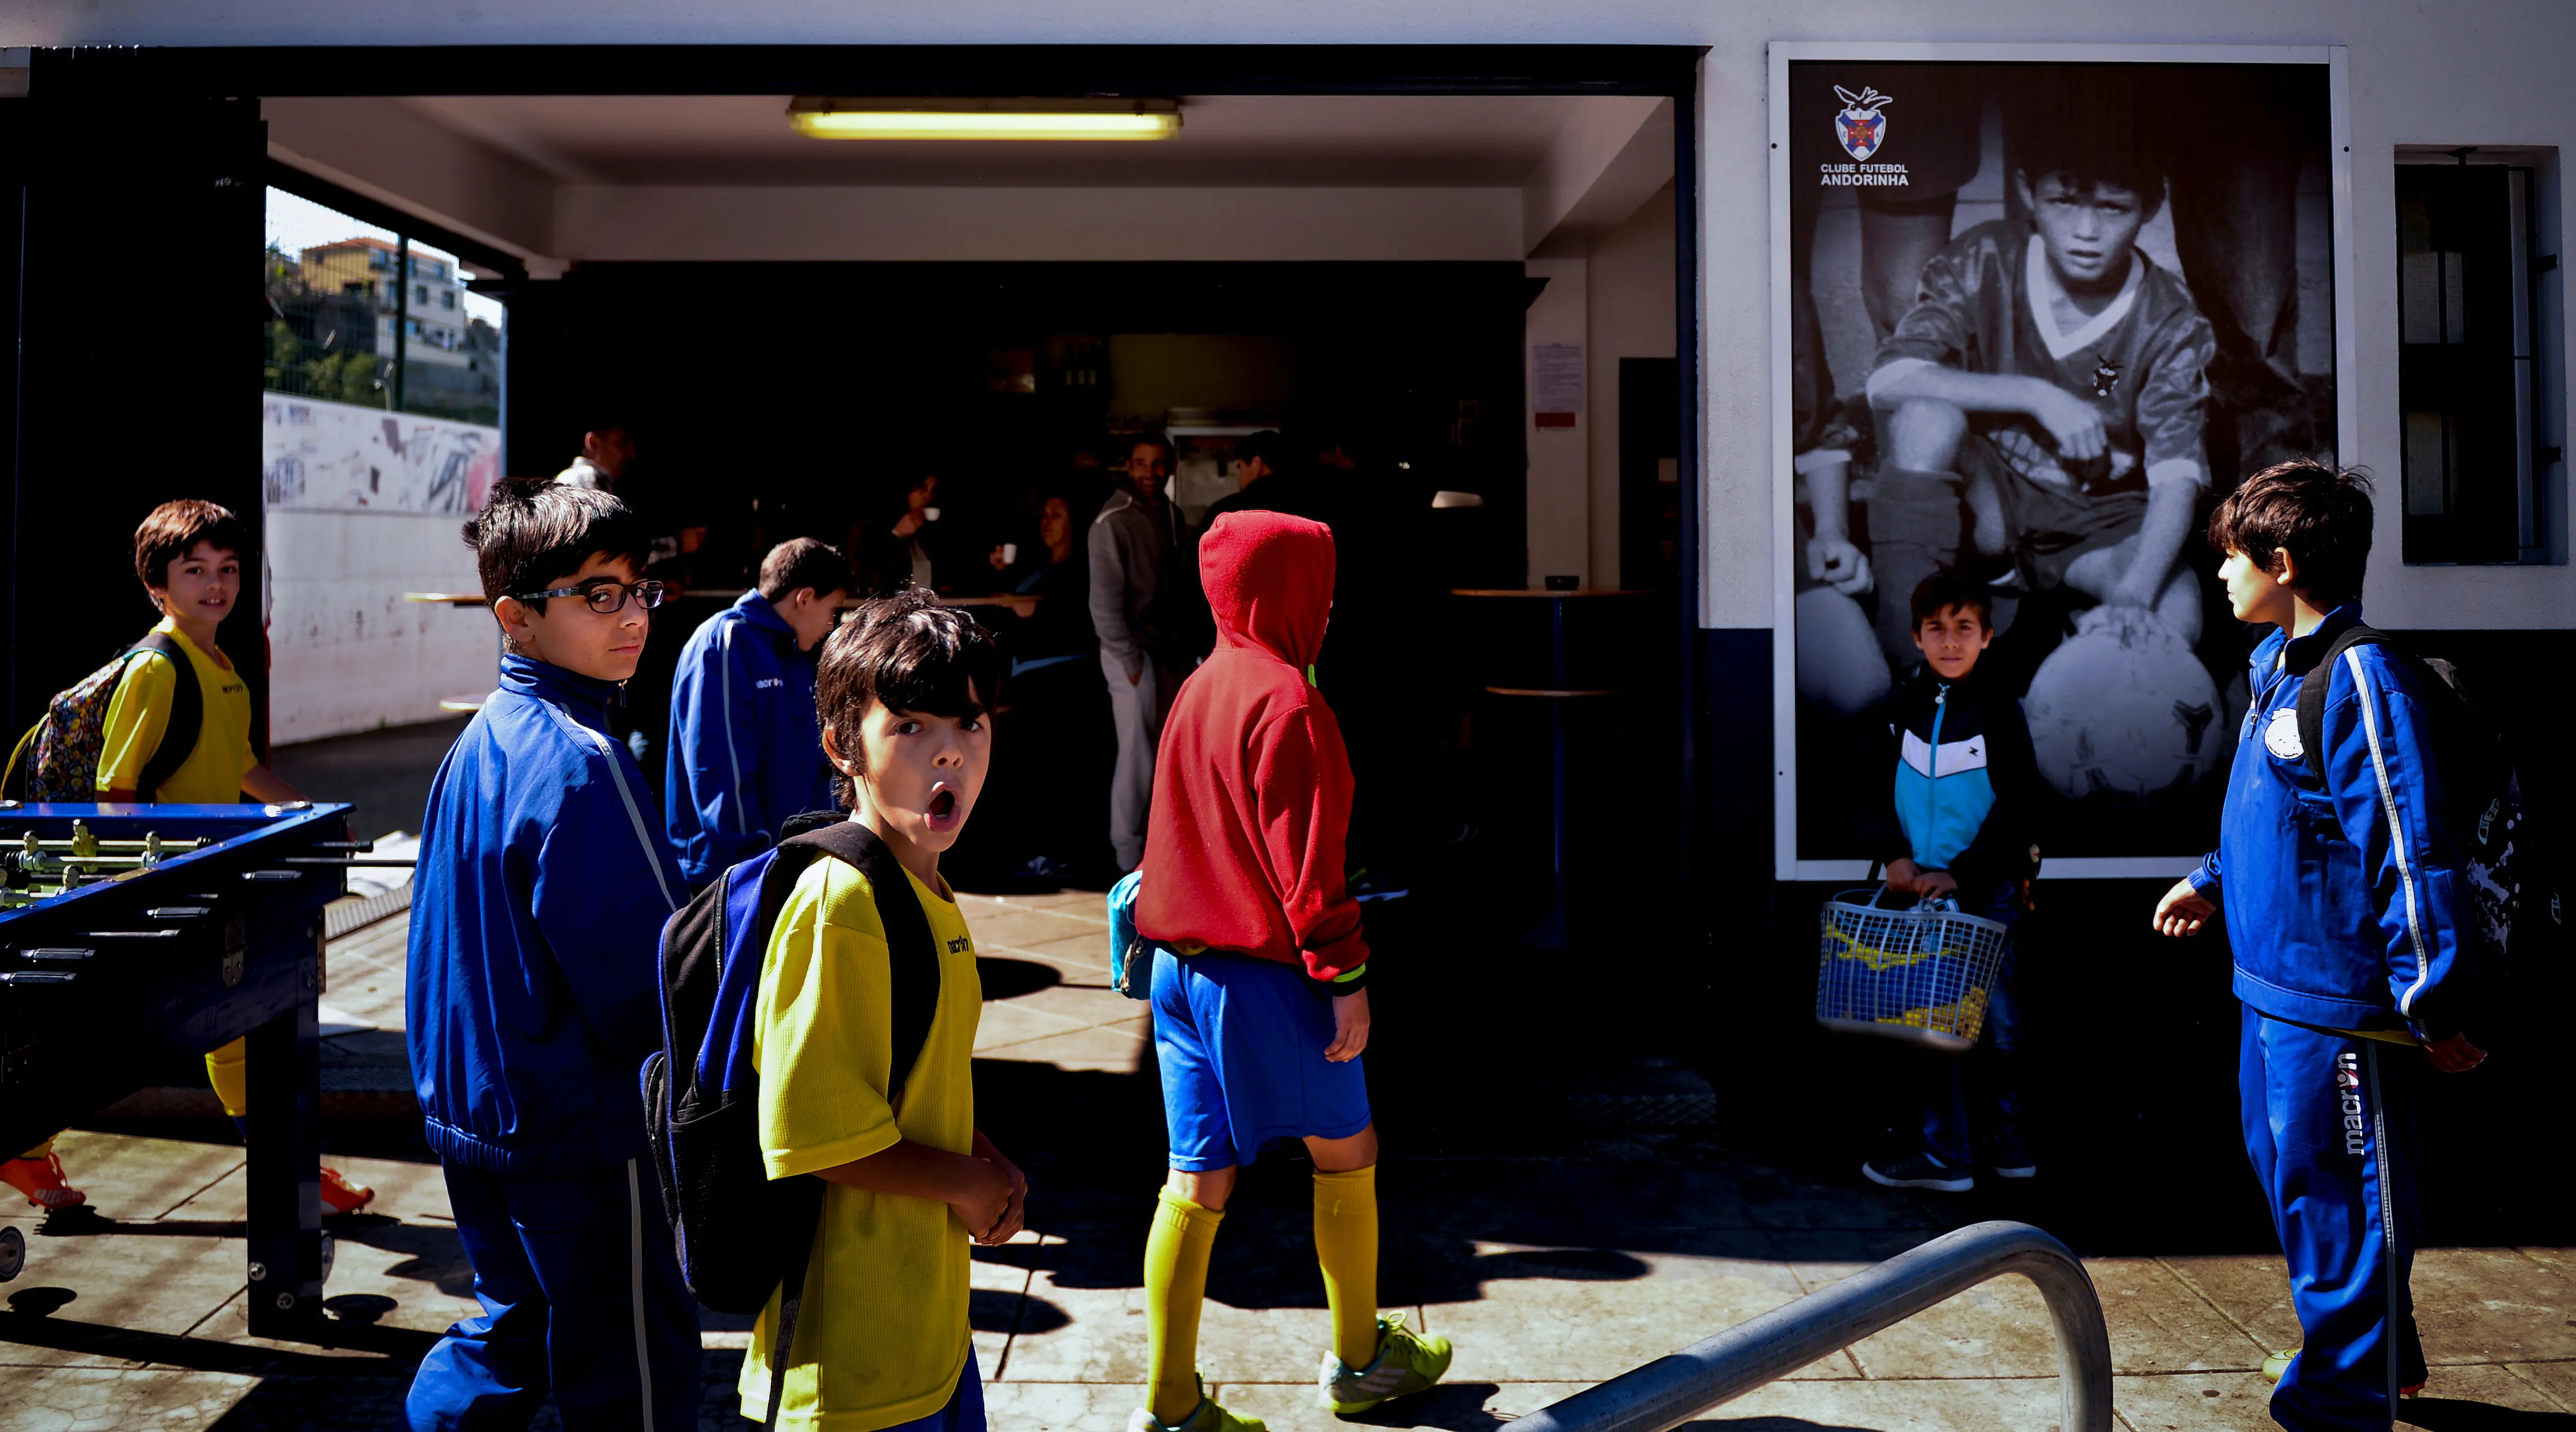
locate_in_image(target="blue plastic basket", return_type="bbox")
[1815,887,2011,1053]
[1106,870,1151,1001]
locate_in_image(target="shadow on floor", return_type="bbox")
[270,714,471,843]
[2399,1400,2576,1430]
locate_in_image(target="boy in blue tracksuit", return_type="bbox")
[666,537,849,889]
[2156,461,2485,1431]
[1858,570,2043,1195]
[405,479,701,1431]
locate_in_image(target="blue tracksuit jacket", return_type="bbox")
[2193,605,2463,1429]
[2187,605,2471,1041]
[664,591,835,887]
[407,654,688,1177]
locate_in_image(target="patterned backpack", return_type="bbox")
[3,633,202,802]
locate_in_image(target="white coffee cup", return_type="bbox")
[1001,543,1019,565]
[922,506,942,522]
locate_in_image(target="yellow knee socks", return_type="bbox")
[206,1036,249,1119]
[1144,1187,1225,1424]
[1312,1164,1380,1369]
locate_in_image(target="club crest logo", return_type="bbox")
[1833,85,1893,162]
[2264,708,2304,760]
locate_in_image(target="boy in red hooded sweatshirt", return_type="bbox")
[1129,512,1453,1432]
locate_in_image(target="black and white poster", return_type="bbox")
[1770,45,2353,876]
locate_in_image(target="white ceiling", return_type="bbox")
[389,93,1606,187]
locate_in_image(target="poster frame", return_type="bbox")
[1766,41,2357,881]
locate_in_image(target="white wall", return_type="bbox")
[1688,13,2576,633]
[1523,257,1590,586]
[555,185,1523,263]
[1586,183,1679,589]
[16,0,2574,630]
[261,396,503,743]
[265,512,497,744]
[265,96,558,265]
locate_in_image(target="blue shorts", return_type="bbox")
[1151,948,1372,1171]
[883,1347,986,1432]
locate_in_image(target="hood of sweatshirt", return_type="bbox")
[1200,509,1334,671]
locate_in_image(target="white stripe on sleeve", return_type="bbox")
[717,621,749,833]
[2345,648,2433,1016]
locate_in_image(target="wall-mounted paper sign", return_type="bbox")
[1532,343,1583,429]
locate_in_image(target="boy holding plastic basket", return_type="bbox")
[1854,569,2043,1194]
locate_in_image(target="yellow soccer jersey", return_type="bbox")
[742,851,984,1430]
[95,617,256,803]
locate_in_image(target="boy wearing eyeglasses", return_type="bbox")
[403,478,701,1431]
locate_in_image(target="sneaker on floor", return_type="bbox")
[2259,1348,2422,1397]
[1860,1152,1974,1194]
[0,1152,86,1211]
[1319,1311,1454,1415]
[1986,1130,2036,1180]
[319,1166,375,1215]
[1127,1379,1267,1432]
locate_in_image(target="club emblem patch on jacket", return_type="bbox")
[2263,707,2305,760]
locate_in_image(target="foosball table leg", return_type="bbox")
[245,924,325,1336]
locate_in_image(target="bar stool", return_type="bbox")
[1452,587,1647,948]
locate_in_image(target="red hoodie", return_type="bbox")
[1137,511,1368,987]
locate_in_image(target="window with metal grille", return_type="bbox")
[2395,150,2564,565]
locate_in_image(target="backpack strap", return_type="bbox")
[765,1251,808,1432]
[2296,621,2386,788]
[787,819,943,1097]
[129,632,204,802]
[757,818,944,1430]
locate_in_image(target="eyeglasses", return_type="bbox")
[511,579,668,614]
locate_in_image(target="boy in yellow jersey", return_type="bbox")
[743,588,1027,1431]
[0,501,371,1216]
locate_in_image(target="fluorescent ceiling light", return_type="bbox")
[789,97,1181,141]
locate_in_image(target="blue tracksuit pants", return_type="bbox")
[2239,1008,2429,1430]
[1920,882,2023,1169]
[405,1158,701,1432]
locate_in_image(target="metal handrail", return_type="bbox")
[1512,1220,2114,1432]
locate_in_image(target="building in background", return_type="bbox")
[271,235,495,425]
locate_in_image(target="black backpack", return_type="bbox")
[2296,623,2560,1039]
[639,813,941,1429]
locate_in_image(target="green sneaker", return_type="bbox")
[1318,1312,1454,1415]
[1127,1378,1267,1432]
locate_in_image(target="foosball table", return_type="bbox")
[0,800,370,1334]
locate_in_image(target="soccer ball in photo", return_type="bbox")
[1794,587,1893,717]
[2023,620,2226,805]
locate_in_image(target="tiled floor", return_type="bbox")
[4,886,2570,1430]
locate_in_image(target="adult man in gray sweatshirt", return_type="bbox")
[1089,434,1184,872]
